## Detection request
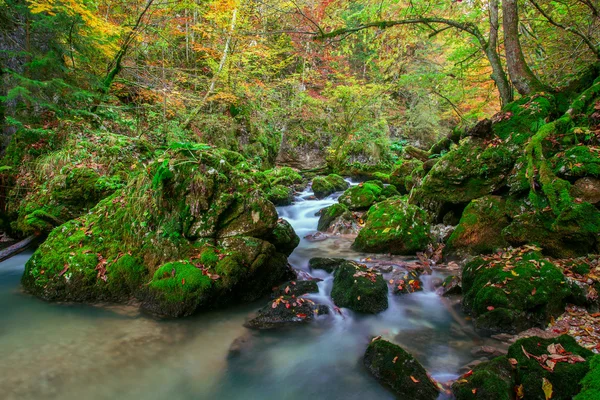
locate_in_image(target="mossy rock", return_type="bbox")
[338,180,385,210]
[439,275,461,296]
[330,261,388,313]
[389,159,422,192]
[311,173,349,199]
[364,339,439,400]
[273,280,319,297]
[452,356,515,400]
[391,270,423,295]
[267,219,300,256]
[575,354,600,400]
[308,257,346,273]
[552,146,600,179]
[492,94,555,144]
[353,198,431,255]
[264,166,304,187]
[245,296,328,329]
[413,138,514,205]
[502,202,600,258]
[446,195,510,256]
[316,203,357,234]
[462,249,574,334]
[22,146,294,317]
[403,145,430,162]
[267,185,294,206]
[508,335,593,400]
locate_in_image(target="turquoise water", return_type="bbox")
[0,191,482,400]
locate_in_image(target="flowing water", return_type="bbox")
[0,185,485,400]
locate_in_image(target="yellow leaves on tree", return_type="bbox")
[27,0,121,57]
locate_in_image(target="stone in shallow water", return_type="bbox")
[272,280,319,297]
[330,261,388,313]
[245,296,329,330]
[364,339,439,400]
[308,257,346,273]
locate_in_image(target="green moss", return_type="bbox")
[267,184,293,206]
[390,159,422,191]
[452,357,514,400]
[576,355,600,400]
[552,146,600,179]
[364,339,439,400]
[493,94,555,144]
[508,335,593,400]
[446,195,509,255]
[312,176,336,199]
[264,166,303,187]
[338,180,384,210]
[462,249,574,333]
[353,197,431,255]
[330,261,388,313]
[317,203,353,232]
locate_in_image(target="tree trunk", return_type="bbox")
[502,0,548,95]
[487,0,513,106]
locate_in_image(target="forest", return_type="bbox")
[1,0,600,399]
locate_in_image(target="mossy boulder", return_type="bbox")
[245,296,328,329]
[317,203,357,233]
[576,354,600,400]
[267,185,294,206]
[338,180,386,210]
[267,219,300,256]
[308,257,346,273]
[264,166,304,188]
[353,198,431,255]
[462,248,574,334]
[502,203,600,258]
[330,261,388,313]
[364,339,439,400]
[452,356,515,400]
[389,159,422,192]
[413,137,514,206]
[22,147,295,317]
[311,174,349,199]
[552,146,600,179]
[446,195,510,256]
[508,335,593,400]
[571,177,600,204]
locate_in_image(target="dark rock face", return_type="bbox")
[571,177,600,204]
[330,261,388,313]
[364,339,439,400]
[245,296,328,329]
[272,280,319,297]
[438,275,461,297]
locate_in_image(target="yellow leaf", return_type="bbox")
[516,384,525,399]
[511,270,520,277]
[542,378,552,400]
[382,227,391,233]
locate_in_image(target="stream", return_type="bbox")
[0,185,488,400]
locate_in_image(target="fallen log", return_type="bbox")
[0,235,38,263]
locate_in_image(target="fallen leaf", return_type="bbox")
[357,296,361,300]
[410,376,420,383]
[487,306,495,311]
[58,265,69,277]
[371,335,382,342]
[508,358,518,366]
[516,384,525,399]
[542,377,552,400]
[472,388,477,394]
[532,287,537,295]
[181,278,185,285]
[271,302,277,309]
[296,313,307,319]
[392,356,398,364]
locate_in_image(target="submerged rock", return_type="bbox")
[438,275,461,297]
[364,339,439,400]
[352,197,431,255]
[245,296,328,329]
[22,146,298,317]
[330,261,388,313]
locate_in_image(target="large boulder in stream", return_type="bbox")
[364,339,439,400]
[330,261,388,313]
[338,180,399,210]
[317,203,359,234]
[22,145,298,317]
[352,197,431,255]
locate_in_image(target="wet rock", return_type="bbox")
[228,331,257,358]
[273,280,319,297]
[304,231,328,242]
[308,257,346,273]
[267,184,294,206]
[330,261,388,313]
[317,203,359,234]
[470,345,506,359]
[430,224,455,243]
[364,339,439,400]
[352,197,431,255]
[452,356,515,400]
[245,296,328,329]
[267,219,300,256]
[389,270,423,295]
[338,180,390,211]
[437,275,461,297]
